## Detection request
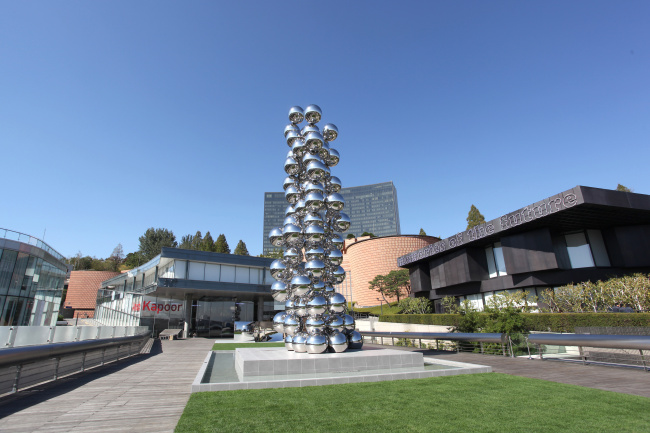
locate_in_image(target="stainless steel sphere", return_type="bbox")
[283,314,300,336]
[283,215,299,228]
[306,333,328,354]
[295,298,308,317]
[326,249,343,266]
[326,148,340,167]
[329,293,347,313]
[332,212,351,232]
[284,185,300,204]
[318,141,330,160]
[348,330,363,350]
[302,151,323,166]
[282,224,303,246]
[284,123,300,137]
[325,193,345,211]
[327,330,349,353]
[292,332,308,353]
[293,199,307,215]
[286,131,301,147]
[301,124,320,135]
[330,266,346,284]
[284,298,296,314]
[327,314,345,332]
[343,314,355,331]
[305,316,326,334]
[327,176,342,193]
[329,234,344,250]
[305,247,325,261]
[307,295,328,316]
[311,280,325,293]
[284,157,299,175]
[285,204,296,217]
[290,275,312,297]
[305,259,326,280]
[303,212,324,228]
[270,259,286,279]
[269,227,284,247]
[271,281,288,302]
[304,182,324,195]
[273,311,287,333]
[304,192,325,212]
[283,176,296,191]
[289,106,304,124]
[291,138,307,157]
[306,161,330,182]
[322,123,339,141]
[304,104,322,124]
[283,248,302,265]
[303,225,325,245]
[285,334,294,351]
[305,132,324,152]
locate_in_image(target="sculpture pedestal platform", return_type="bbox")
[235,347,422,381]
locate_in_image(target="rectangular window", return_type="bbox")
[205,264,220,282]
[493,242,507,276]
[587,229,611,267]
[235,267,249,284]
[485,247,498,278]
[221,265,235,283]
[188,262,205,281]
[174,260,186,279]
[565,232,595,268]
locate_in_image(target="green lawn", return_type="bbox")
[353,301,401,316]
[176,373,650,433]
[211,342,285,350]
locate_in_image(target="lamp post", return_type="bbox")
[377,298,384,315]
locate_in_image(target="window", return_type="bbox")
[587,230,611,267]
[565,232,595,268]
[485,242,507,278]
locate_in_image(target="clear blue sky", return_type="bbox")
[2,1,649,259]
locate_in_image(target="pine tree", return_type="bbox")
[233,240,250,256]
[419,228,427,236]
[466,205,486,229]
[179,234,194,250]
[214,234,230,254]
[190,231,203,250]
[138,228,177,261]
[616,184,632,192]
[201,231,215,252]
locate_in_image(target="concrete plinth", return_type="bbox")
[234,347,422,381]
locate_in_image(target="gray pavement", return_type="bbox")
[0,338,215,433]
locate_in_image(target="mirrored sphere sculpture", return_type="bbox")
[270,105,358,355]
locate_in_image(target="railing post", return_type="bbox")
[101,348,106,365]
[391,337,394,346]
[48,326,56,344]
[53,358,60,380]
[13,365,22,393]
[81,352,87,372]
[578,346,586,365]
[419,338,422,348]
[480,342,484,354]
[436,339,439,351]
[538,344,544,360]
[640,349,647,372]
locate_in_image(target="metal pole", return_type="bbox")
[13,365,22,393]
[640,349,647,372]
[578,346,586,365]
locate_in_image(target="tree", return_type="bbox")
[466,205,486,229]
[346,233,356,239]
[179,234,194,250]
[190,231,203,251]
[201,231,215,252]
[419,228,427,236]
[368,269,411,302]
[616,184,632,192]
[106,244,124,271]
[214,234,230,254]
[138,228,177,262]
[234,240,250,256]
[123,251,145,269]
[361,232,376,238]
[368,274,389,304]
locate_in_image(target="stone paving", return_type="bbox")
[1,339,648,433]
[0,338,215,433]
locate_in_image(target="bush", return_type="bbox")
[397,297,432,314]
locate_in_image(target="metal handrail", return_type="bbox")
[0,227,66,262]
[0,332,149,368]
[361,331,506,344]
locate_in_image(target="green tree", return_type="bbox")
[419,228,427,236]
[190,231,203,251]
[106,244,124,271]
[361,232,376,238]
[123,251,145,269]
[201,231,215,252]
[466,205,486,229]
[616,184,632,192]
[368,274,389,304]
[346,233,356,239]
[138,227,177,261]
[214,234,230,254]
[234,240,250,256]
[179,234,194,250]
[368,269,411,302]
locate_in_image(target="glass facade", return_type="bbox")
[262,181,401,254]
[0,229,67,326]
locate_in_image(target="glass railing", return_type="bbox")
[0,228,66,262]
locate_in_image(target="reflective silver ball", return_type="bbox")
[306,161,330,182]
[305,316,326,334]
[282,224,303,246]
[322,123,339,141]
[304,192,325,213]
[305,247,325,261]
[329,293,347,314]
[291,139,307,157]
[283,215,299,228]
[292,332,308,353]
[327,314,345,332]
[304,225,325,246]
[269,227,284,247]
[326,148,340,167]
[273,311,287,333]
[301,124,320,136]
[348,330,363,350]
[283,314,300,336]
[343,314,355,331]
[330,234,344,250]
[303,212,324,228]
[284,298,296,314]
[305,132,324,152]
[311,280,325,293]
[284,157,299,175]
[295,298,308,317]
[328,330,349,353]
[330,266,346,284]
[305,259,326,280]
[283,248,302,265]
[283,176,297,191]
[326,193,345,211]
[304,182,324,195]
[286,131,301,147]
[306,333,328,354]
[302,151,323,166]
[327,249,343,266]
[285,204,296,217]
[284,123,300,137]
[307,295,328,316]
[271,281,288,302]
[290,275,312,297]
[318,141,330,160]
[284,185,301,204]
[293,199,307,215]
[332,212,351,232]
[285,334,294,351]
[270,259,286,279]
[289,106,304,124]
[304,104,322,124]
[327,176,342,193]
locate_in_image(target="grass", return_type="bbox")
[211,342,285,350]
[175,373,650,433]
[353,301,401,316]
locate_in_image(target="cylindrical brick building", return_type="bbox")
[338,235,439,307]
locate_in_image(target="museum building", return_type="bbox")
[398,186,650,313]
[96,248,276,337]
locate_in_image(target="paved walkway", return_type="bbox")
[0,338,215,433]
[364,343,650,398]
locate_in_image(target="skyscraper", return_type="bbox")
[263,181,400,254]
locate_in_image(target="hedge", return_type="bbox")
[379,313,650,333]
